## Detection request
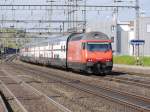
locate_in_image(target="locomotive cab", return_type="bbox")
[67,32,113,74]
[82,42,113,74]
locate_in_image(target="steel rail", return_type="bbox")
[1,68,73,112]
[0,81,28,112]
[0,95,8,112]
[11,63,150,112]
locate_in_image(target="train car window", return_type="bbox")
[61,45,66,52]
[61,46,63,52]
[54,54,59,59]
[57,55,59,59]
[82,43,86,50]
[64,46,66,51]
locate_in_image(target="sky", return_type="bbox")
[1,0,149,16]
[0,0,150,31]
[88,0,150,16]
[87,0,150,21]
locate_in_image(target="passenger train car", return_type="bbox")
[20,32,113,74]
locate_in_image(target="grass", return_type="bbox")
[143,57,150,66]
[113,56,150,67]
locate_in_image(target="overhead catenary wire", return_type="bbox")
[0,0,140,36]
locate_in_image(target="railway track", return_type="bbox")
[0,54,17,63]
[9,62,150,112]
[92,75,150,89]
[1,64,105,112]
[4,54,17,62]
[0,68,72,112]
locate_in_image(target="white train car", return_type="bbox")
[20,34,70,67]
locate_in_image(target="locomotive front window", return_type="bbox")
[87,42,111,52]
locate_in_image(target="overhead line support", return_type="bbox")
[0,5,136,11]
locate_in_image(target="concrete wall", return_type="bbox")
[139,17,150,56]
[117,27,129,55]
[117,23,135,55]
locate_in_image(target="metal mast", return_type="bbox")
[135,0,141,64]
[136,0,140,40]
[46,0,55,33]
[113,0,119,54]
[83,0,86,32]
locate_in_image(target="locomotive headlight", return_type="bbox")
[87,59,93,62]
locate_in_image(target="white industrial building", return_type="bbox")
[87,17,150,56]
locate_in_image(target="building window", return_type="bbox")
[111,25,115,32]
[147,24,150,33]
